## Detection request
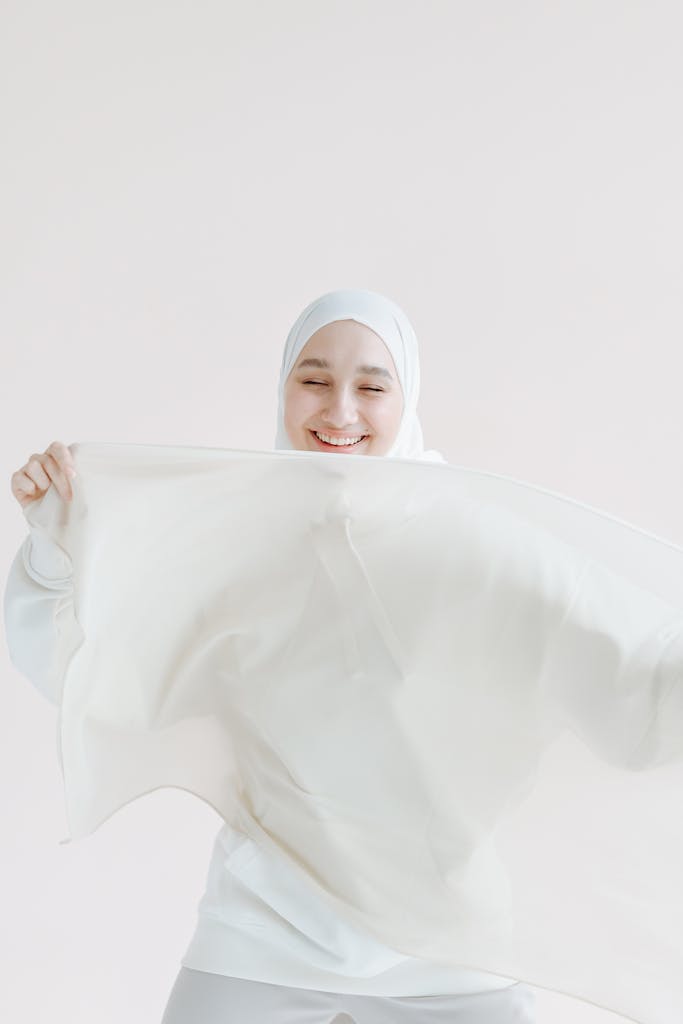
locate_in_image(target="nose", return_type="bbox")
[320,386,360,429]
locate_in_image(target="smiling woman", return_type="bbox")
[11,289,683,1023]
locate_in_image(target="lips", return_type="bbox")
[309,429,369,451]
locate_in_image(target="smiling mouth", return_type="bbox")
[309,430,369,450]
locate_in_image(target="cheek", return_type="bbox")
[365,397,403,455]
[374,394,403,433]
[284,386,315,433]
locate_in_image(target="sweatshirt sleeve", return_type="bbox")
[3,528,76,707]
[542,556,683,770]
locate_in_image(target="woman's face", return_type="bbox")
[283,320,404,456]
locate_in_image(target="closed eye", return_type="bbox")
[302,380,383,393]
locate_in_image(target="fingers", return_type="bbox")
[25,455,52,493]
[10,440,78,509]
[42,452,74,502]
[46,440,76,477]
[10,469,41,508]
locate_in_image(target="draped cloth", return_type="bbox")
[23,441,683,1024]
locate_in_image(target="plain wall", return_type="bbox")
[1,2,681,1021]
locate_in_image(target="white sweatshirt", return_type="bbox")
[3,524,518,997]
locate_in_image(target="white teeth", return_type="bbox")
[314,431,365,446]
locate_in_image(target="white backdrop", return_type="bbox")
[1,2,681,1021]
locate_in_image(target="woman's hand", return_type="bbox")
[10,441,77,509]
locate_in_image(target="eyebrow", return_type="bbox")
[296,357,393,380]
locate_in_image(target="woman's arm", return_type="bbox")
[4,439,79,705]
[3,529,75,706]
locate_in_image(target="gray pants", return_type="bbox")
[160,967,537,1022]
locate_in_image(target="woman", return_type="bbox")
[7,289,537,1022]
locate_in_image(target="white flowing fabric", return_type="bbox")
[20,441,683,1024]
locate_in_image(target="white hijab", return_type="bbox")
[274,288,445,462]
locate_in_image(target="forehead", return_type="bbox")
[296,320,395,368]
